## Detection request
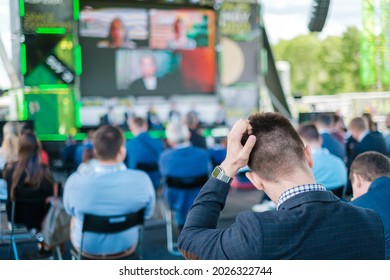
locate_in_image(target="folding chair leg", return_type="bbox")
[165,207,182,257]
[9,236,19,260]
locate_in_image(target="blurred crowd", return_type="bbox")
[0,109,389,260]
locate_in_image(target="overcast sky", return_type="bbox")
[0,0,362,89]
[262,0,362,44]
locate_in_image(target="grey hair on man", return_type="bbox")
[166,120,190,146]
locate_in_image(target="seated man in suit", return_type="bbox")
[159,121,212,229]
[127,117,164,190]
[298,123,347,198]
[345,117,389,196]
[178,112,385,260]
[63,125,155,259]
[350,151,390,259]
[347,117,389,167]
[316,113,345,160]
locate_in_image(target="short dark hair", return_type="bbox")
[93,125,124,160]
[131,117,146,128]
[297,123,320,142]
[241,112,306,182]
[350,151,390,182]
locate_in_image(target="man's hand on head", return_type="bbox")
[220,119,256,178]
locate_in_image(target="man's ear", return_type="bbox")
[352,173,362,189]
[303,145,314,169]
[246,172,264,191]
[118,145,126,160]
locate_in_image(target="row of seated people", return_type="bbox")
[1,119,213,259]
[61,117,226,190]
[62,122,212,259]
[2,113,390,259]
[312,113,388,195]
[253,113,390,212]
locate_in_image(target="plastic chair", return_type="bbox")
[71,208,145,260]
[163,174,208,256]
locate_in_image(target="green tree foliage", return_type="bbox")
[273,27,364,96]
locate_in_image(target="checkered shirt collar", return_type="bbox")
[277,184,326,210]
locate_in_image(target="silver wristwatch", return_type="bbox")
[212,165,233,184]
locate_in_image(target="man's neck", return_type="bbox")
[133,129,147,137]
[307,141,322,150]
[98,159,122,165]
[264,169,316,204]
[358,130,369,142]
[318,128,331,134]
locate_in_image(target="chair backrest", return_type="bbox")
[136,162,159,172]
[82,208,144,234]
[79,208,145,259]
[166,174,208,190]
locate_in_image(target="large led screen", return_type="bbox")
[79,3,216,98]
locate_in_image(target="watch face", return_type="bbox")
[212,166,222,178]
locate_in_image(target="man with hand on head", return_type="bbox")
[178,112,385,260]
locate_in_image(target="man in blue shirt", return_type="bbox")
[350,151,390,259]
[316,113,345,160]
[160,121,212,229]
[127,117,164,190]
[298,123,347,198]
[63,125,155,259]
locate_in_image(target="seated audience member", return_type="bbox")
[127,117,164,190]
[385,114,390,154]
[209,136,227,168]
[298,123,347,198]
[0,122,20,172]
[178,113,385,260]
[146,105,164,131]
[100,106,117,126]
[316,113,345,160]
[362,112,381,134]
[347,117,388,169]
[61,135,77,175]
[168,102,181,123]
[349,152,390,259]
[73,130,95,168]
[63,125,155,259]
[76,145,98,174]
[159,121,212,229]
[345,117,389,196]
[3,131,57,230]
[184,111,207,149]
[331,114,346,145]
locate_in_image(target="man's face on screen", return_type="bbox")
[140,56,157,78]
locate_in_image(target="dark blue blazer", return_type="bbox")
[347,132,389,169]
[321,132,345,160]
[351,177,390,259]
[179,178,385,260]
